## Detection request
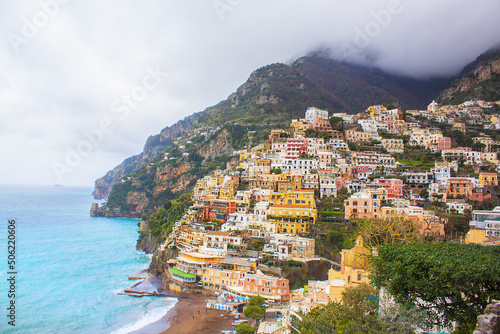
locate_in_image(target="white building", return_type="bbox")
[329,139,349,151]
[446,202,472,214]
[305,107,329,123]
[263,234,316,262]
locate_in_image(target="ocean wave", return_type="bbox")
[110,299,177,334]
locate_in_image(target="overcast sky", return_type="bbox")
[1,0,499,187]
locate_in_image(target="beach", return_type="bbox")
[127,292,235,334]
[161,294,235,334]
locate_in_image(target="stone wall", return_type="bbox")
[258,263,282,276]
[474,300,500,334]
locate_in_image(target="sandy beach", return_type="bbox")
[160,294,235,334]
[127,291,235,334]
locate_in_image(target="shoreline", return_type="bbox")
[160,293,235,334]
[126,290,235,334]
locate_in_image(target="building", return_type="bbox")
[447,178,472,199]
[381,138,404,153]
[318,169,338,198]
[305,107,329,124]
[203,231,244,250]
[351,151,396,171]
[344,190,381,219]
[433,162,452,184]
[268,204,317,234]
[226,271,290,302]
[467,207,500,241]
[345,130,372,142]
[446,201,472,214]
[351,165,375,180]
[175,251,222,277]
[373,178,403,198]
[202,268,244,292]
[263,234,316,262]
[479,172,498,187]
[328,236,371,301]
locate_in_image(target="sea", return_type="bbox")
[0,184,176,334]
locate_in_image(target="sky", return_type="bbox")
[1,0,499,187]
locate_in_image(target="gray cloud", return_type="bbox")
[0,0,499,186]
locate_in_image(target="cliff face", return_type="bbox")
[92,116,198,199]
[92,121,244,218]
[93,56,452,203]
[437,48,500,104]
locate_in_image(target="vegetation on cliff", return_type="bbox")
[94,55,454,204]
[437,47,500,104]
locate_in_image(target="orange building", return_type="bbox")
[447,178,472,199]
[242,272,290,301]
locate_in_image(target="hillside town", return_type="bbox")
[138,101,500,333]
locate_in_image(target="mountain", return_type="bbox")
[92,56,453,214]
[437,46,500,104]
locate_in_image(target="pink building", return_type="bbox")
[436,137,451,152]
[374,178,403,198]
[312,119,332,131]
[286,138,308,156]
[351,166,374,179]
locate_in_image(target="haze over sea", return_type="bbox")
[0,185,176,334]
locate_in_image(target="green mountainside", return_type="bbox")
[93,56,453,208]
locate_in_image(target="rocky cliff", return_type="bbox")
[437,47,500,104]
[92,116,198,199]
[91,122,244,218]
[93,55,453,203]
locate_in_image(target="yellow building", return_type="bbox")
[268,204,317,234]
[239,149,249,161]
[219,179,239,200]
[290,118,312,135]
[202,267,243,291]
[479,172,498,187]
[328,236,372,302]
[481,153,499,164]
[176,228,206,249]
[269,189,316,207]
[465,228,488,245]
[176,251,222,276]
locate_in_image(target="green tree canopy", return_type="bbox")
[294,293,428,334]
[236,322,255,334]
[247,295,265,308]
[244,305,264,322]
[370,242,500,329]
[341,282,378,307]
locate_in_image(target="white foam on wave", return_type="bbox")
[110,299,177,334]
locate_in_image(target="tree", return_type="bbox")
[342,282,378,307]
[247,295,265,308]
[357,217,420,249]
[244,295,266,322]
[236,322,255,334]
[370,242,500,330]
[419,188,429,199]
[329,116,343,127]
[271,168,282,174]
[472,142,486,152]
[294,293,428,334]
[244,305,264,322]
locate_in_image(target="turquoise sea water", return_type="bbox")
[0,185,176,334]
